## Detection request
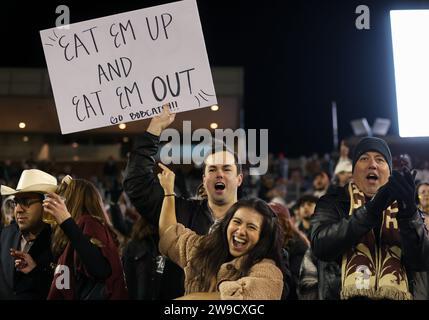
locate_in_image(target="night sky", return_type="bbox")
[1,0,429,156]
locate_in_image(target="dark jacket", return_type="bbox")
[122,237,164,300]
[311,184,429,300]
[123,132,214,299]
[0,223,54,300]
[413,272,429,300]
[110,201,163,300]
[285,236,308,300]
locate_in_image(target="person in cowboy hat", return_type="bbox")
[0,169,57,299]
[333,160,353,187]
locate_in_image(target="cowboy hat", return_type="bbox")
[0,169,57,195]
[334,160,353,175]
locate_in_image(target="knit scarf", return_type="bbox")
[340,182,412,300]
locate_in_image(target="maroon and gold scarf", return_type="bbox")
[340,182,412,300]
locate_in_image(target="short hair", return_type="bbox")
[313,171,331,181]
[201,148,242,176]
[296,194,319,208]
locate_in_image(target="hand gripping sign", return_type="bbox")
[40,0,217,134]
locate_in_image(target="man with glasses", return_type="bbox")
[0,169,57,299]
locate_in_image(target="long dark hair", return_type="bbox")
[190,198,284,291]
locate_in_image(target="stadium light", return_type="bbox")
[390,10,429,137]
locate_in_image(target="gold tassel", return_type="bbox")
[341,287,378,300]
[377,286,412,300]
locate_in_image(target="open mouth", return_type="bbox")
[366,173,379,182]
[214,182,226,191]
[232,235,247,249]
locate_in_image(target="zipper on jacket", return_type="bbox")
[375,213,385,291]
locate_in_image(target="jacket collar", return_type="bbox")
[6,223,51,287]
[325,184,350,203]
[3,224,21,289]
[26,224,51,256]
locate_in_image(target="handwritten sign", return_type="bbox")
[40,0,217,134]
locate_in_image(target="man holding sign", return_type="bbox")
[123,106,243,299]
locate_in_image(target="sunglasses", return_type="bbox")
[11,198,42,209]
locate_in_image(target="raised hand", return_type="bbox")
[365,182,394,216]
[158,163,177,236]
[157,163,175,195]
[147,104,176,136]
[389,168,417,218]
[42,193,72,225]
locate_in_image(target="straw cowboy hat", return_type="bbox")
[0,169,58,196]
[334,161,353,175]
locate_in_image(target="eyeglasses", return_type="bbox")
[11,198,42,209]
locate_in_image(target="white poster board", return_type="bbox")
[40,0,217,134]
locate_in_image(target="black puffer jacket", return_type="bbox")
[311,184,429,300]
[123,132,214,299]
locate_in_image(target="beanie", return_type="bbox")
[352,137,392,173]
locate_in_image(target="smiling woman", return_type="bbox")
[157,163,285,300]
[226,208,262,258]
